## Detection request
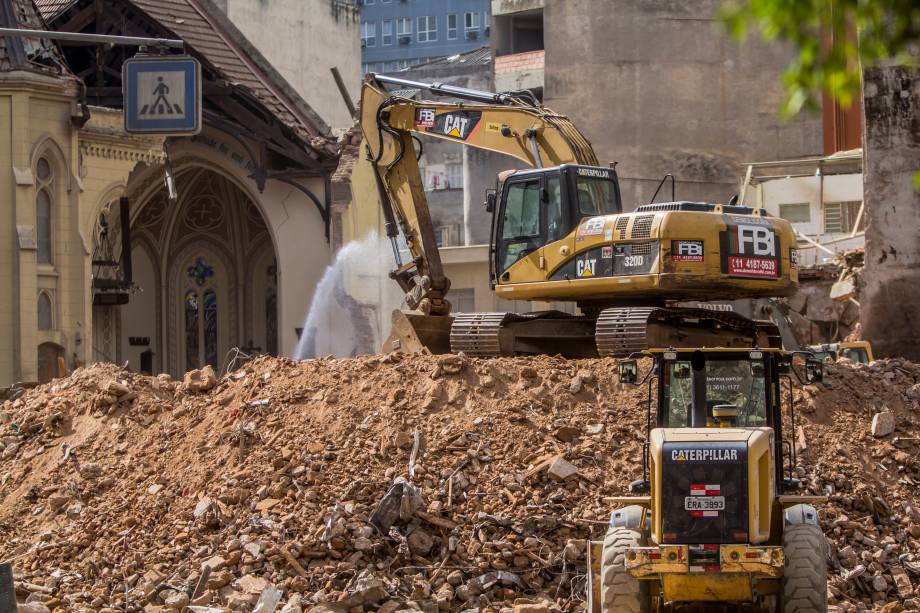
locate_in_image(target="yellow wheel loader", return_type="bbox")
[586,347,828,612]
[359,74,801,357]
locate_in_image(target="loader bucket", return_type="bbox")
[381,309,453,354]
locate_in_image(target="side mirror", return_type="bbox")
[485,190,496,213]
[618,359,638,384]
[751,362,765,377]
[805,358,824,384]
[674,364,691,379]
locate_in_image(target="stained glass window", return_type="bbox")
[203,289,218,369]
[185,290,199,370]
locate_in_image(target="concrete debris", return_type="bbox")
[546,457,578,481]
[0,355,918,611]
[871,411,896,437]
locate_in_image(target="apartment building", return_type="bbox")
[358,0,491,74]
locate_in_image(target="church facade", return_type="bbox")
[0,0,360,386]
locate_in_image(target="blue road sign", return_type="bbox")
[123,55,201,134]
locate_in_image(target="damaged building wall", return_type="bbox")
[542,0,823,210]
[217,0,361,130]
[860,63,920,360]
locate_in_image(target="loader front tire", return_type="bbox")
[600,527,649,613]
[781,523,828,612]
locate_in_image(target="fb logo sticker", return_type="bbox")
[738,225,775,256]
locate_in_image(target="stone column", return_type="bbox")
[860,63,920,359]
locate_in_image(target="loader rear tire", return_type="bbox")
[600,527,648,613]
[781,523,828,612]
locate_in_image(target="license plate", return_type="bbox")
[684,496,725,511]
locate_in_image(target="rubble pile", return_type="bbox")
[795,358,920,612]
[0,353,916,612]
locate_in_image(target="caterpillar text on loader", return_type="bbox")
[360,74,801,358]
[586,347,828,612]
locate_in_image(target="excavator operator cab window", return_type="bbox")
[575,175,619,217]
[499,179,542,272]
[661,355,768,428]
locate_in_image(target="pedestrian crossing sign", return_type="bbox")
[123,55,201,134]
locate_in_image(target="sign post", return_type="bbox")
[123,55,202,135]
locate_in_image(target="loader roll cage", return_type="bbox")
[620,348,824,496]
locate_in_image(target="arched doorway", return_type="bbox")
[114,165,279,377]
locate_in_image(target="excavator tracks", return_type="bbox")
[445,306,780,359]
[595,307,658,357]
[450,312,508,357]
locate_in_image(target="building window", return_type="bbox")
[465,12,480,32]
[417,15,436,42]
[382,19,393,45]
[38,292,53,330]
[447,14,457,39]
[435,224,461,248]
[203,289,218,370]
[484,11,490,36]
[36,189,53,264]
[824,201,864,234]
[397,17,411,39]
[451,288,475,313]
[185,290,199,370]
[447,163,463,189]
[35,156,54,265]
[779,203,811,224]
[266,260,278,356]
[361,21,376,47]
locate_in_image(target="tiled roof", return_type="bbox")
[0,0,65,72]
[32,0,75,21]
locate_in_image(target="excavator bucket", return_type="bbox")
[381,309,453,355]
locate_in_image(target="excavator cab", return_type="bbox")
[490,164,622,282]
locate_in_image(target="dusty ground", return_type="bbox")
[0,353,918,612]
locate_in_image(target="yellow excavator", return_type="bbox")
[360,74,800,357]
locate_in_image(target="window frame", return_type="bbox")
[381,19,393,45]
[778,202,811,224]
[417,15,437,43]
[397,17,412,37]
[447,13,458,39]
[823,200,864,234]
[361,21,377,47]
[37,291,53,331]
[34,155,55,266]
[464,11,480,32]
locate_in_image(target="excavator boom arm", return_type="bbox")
[359,74,598,315]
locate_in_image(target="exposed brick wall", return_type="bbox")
[494,50,545,74]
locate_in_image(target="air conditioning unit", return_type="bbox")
[466,30,479,39]
[399,35,411,44]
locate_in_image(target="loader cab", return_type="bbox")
[658,349,775,430]
[488,164,622,282]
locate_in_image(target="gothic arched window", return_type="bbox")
[35,157,53,264]
[38,292,53,330]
